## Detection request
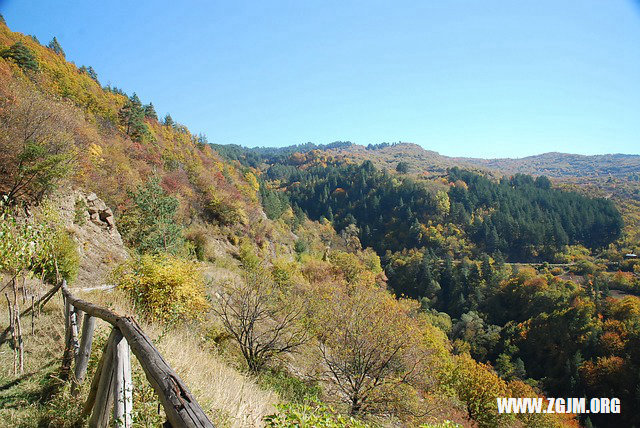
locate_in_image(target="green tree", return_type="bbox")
[1,42,38,71]
[85,65,99,82]
[396,161,410,173]
[119,178,184,254]
[118,93,147,141]
[47,36,65,57]
[143,102,157,120]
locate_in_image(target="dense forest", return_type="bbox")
[264,161,622,261]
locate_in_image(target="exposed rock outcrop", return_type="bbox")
[52,189,129,287]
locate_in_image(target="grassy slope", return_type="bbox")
[0,283,276,428]
[0,285,65,427]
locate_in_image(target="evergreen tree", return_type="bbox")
[1,42,38,71]
[118,93,147,142]
[195,133,208,149]
[119,178,184,254]
[86,66,99,82]
[396,161,410,173]
[47,36,65,57]
[163,114,174,127]
[143,102,158,120]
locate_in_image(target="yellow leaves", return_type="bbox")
[435,190,451,216]
[88,143,104,165]
[328,250,382,288]
[245,171,260,192]
[113,254,208,324]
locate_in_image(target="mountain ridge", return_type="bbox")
[321,142,640,178]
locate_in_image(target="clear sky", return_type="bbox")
[1,1,639,158]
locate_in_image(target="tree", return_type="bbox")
[395,161,410,174]
[118,178,184,254]
[80,65,99,82]
[314,284,431,415]
[1,42,38,71]
[0,84,76,204]
[47,36,65,57]
[534,175,551,190]
[118,93,147,141]
[212,267,309,372]
[163,113,174,127]
[143,102,157,120]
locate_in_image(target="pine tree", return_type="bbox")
[86,66,99,82]
[1,42,38,71]
[143,103,158,120]
[118,93,146,142]
[47,36,65,57]
[163,114,174,127]
[119,178,184,254]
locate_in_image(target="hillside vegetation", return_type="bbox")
[1,16,639,428]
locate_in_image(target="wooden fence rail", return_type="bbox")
[57,281,214,428]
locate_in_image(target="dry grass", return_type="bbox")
[0,286,67,427]
[78,287,278,427]
[0,277,277,427]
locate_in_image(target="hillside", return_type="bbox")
[319,142,640,179]
[1,15,639,428]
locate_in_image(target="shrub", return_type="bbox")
[0,201,78,283]
[264,402,371,428]
[184,226,209,261]
[204,192,248,226]
[48,229,80,283]
[112,254,208,323]
[258,368,320,404]
[73,198,87,225]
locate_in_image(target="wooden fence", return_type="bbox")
[5,279,215,427]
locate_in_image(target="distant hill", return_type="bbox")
[457,152,640,178]
[323,142,640,179]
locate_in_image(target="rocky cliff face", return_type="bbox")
[53,189,128,287]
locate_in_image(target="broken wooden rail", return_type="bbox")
[59,281,214,428]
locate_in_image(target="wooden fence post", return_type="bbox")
[4,293,16,375]
[31,295,34,335]
[83,329,112,417]
[63,284,215,427]
[88,328,118,428]
[61,298,80,380]
[113,331,133,427]
[76,308,85,330]
[72,313,96,396]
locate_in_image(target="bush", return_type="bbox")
[264,402,371,428]
[48,229,80,283]
[0,201,78,283]
[112,254,208,323]
[258,368,320,404]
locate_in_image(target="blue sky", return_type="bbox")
[1,1,639,158]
